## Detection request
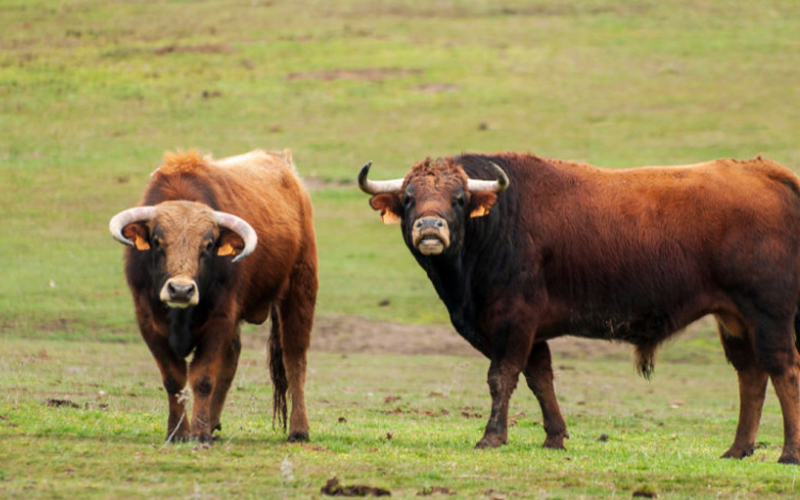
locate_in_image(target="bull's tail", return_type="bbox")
[268,304,289,432]
[795,308,800,354]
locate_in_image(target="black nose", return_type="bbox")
[168,282,196,302]
[415,217,445,230]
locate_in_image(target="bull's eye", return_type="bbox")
[151,236,161,249]
[403,194,414,209]
[454,193,466,208]
[203,240,214,255]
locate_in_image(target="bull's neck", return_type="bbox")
[416,212,514,355]
[168,307,197,358]
[420,253,486,353]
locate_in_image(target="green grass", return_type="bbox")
[2,0,800,337]
[2,0,800,497]
[2,337,799,499]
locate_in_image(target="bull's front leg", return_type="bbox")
[208,331,242,435]
[475,361,517,448]
[156,355,190,442]
[475,320,534,449]
[136,308,191,443]
[188,320,239,444]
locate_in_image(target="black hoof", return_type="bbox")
[287,431,309,443]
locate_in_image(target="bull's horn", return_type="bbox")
[466,162,510,193]
[212,211,258,263]
[357,162,405,195]
[109,206,157,246]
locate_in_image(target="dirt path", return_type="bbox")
[248,314,650,360]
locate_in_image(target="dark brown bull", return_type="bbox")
[110,149,317,443]
[359,153,800,464]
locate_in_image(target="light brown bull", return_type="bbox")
[110,149,317,443]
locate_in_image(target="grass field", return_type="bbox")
[2,334,800,499]
[2,0,800,498]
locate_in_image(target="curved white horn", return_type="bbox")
[109,206,157,246]
[212,211,258,263]
[466,162,510,193]
[358,162,405,195]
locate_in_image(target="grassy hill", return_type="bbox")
[2,0,798,339]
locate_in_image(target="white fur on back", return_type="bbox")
[211,149,298,176]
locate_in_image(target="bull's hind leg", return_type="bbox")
[771,364,800,464]
[277,260,317,442]
[523,342,568,450]
[717,316,768,459]
[757,318,800,465]
[721,311,800,464]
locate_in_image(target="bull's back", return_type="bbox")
[212,149,311,226]
[212,151,316,317]
[500,155,800,342]
[532,156,800,266]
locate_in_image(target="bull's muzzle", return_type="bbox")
[411,216,450,256]
[160,277,199,308]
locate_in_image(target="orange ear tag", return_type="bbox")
[134,234,151,250]
[217,242,236,257]
[381,210,401,224]
[470,205,489,218]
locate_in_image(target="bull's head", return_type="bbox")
[359,157,509,256]
[109,201,257,308]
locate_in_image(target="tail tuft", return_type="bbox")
[635,343,657,380]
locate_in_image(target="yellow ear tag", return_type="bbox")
[134,234,150,250]
[381,210,401,224]
[217,242,236,257]
[470,205,489,218]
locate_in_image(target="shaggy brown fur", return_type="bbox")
[366,152,800,464]
[117,149,317,443]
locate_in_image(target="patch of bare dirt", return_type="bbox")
[153,44,232,55]
[301,176,356,192]
[248,314,635,360]
[285,67,422,82]
[46,399,79,409]
[384,407,450,418]
[321,477,390,497]
[415,83,459,93]
[418,486,456,496]
[308,315,478,357]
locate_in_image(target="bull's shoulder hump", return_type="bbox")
[150,149,295,178]
[152,150,209,177]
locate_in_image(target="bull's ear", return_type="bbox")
[369,193,402,224]
[122,223,151,250]
[469,191,498,218]
[217,230,245,258]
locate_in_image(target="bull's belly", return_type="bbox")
[539,307,694,346]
